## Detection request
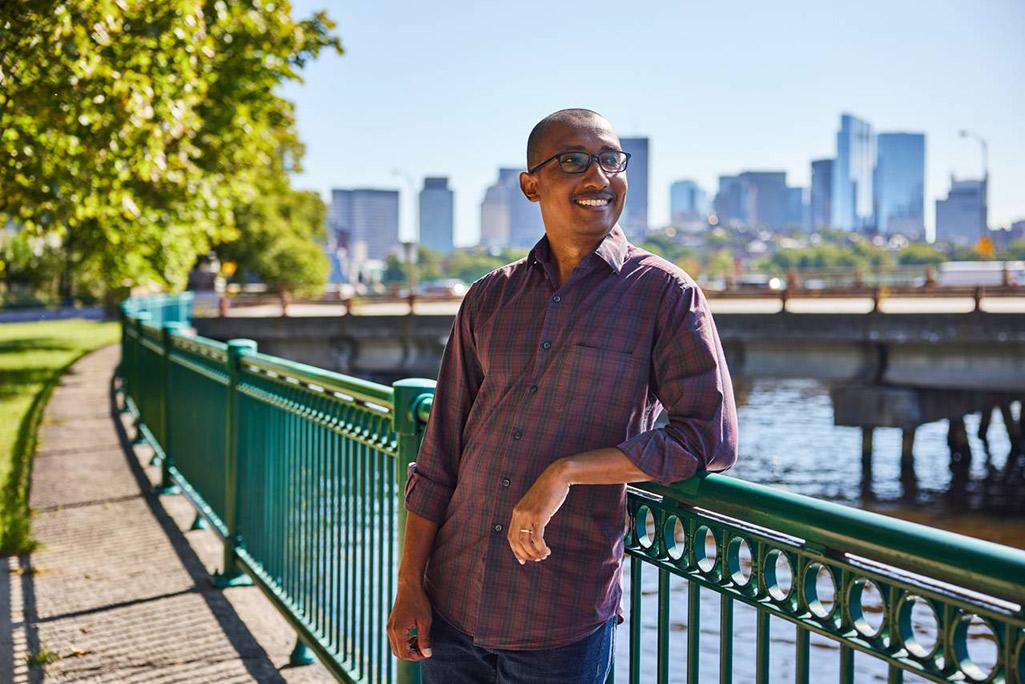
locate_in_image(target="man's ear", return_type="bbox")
[520,172,539,203]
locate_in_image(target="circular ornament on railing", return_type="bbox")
[694,526,718,577]
[803,562,837,621]
[726,536,753,588]
[764,549,794,603]
[848,578,886,639]
[634,505,656,551]
[952,612,1000,683]
[663,515,686,562]
[896,594,940,661]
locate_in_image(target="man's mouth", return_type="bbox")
[574,197,611,207]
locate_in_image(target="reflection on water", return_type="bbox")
[614,379,1020,683]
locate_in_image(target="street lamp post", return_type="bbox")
[959,129,988,240]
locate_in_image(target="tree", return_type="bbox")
[898,243,947,265]
[0,0,341,300]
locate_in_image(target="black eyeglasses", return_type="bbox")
[527,150,631,175]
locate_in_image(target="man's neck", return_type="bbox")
[546,230,606,288]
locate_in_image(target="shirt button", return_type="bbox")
[528,384,538,394]
[501,478,511,488]
[513,429,523,440]
[493,523,504,533]
[552,295,562,303]
[541,341,552,350]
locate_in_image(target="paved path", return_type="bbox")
[1,345,334,682]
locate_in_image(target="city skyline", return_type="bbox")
[283,0,1024,246]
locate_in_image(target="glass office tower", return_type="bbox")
[875,133,926,239]
[831,114,876,231]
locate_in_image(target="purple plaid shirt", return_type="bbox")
[405,225,737,650]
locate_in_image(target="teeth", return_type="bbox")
[576,199,609,206]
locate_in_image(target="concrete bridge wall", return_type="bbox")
[193,313,1025,392]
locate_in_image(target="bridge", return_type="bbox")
[108,293,1025,683]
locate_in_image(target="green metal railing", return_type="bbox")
[119,294,434,683]
[119,294,1025,684]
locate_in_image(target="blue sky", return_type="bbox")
[282,0,1024,246]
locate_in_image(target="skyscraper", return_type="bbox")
[419,177,454,254]
[738,171,788,230]
[620,137,649,238]
[480,168,544,249]
[810,158,833,229]
[936,177,986,245]
[785,187,809,231]
[874,133,926,239]
[714,175,748,227]
[329,189,400,263]
[831,114,876,231]
[669,180,708,225]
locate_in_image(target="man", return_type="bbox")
[387,109,737,683]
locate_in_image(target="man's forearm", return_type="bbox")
[549,447,651,486]
[397,510,440,588]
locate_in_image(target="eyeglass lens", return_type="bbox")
[558,151,628,174]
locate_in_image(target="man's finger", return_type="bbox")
[416,618,433,658]
[531,522,551,559]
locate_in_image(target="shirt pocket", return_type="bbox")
[557,344,649,441]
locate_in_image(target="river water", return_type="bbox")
[613,378,1023,683]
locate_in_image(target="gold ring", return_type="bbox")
[518,528,533,534]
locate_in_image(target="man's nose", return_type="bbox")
[579,158,611,188]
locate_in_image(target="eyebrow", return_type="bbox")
[559,144,622,152]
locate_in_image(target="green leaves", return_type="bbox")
[0,0,342,296]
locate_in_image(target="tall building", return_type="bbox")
[329,189,400,263]
[874,133,926,239]
[810,158,833,229]
[669,180,708,225]
[714,175,748,227]
[936,177,986,245]
[419,177,454,254]
[739,171,788,230]
[620,137,649,238]
[480,168,544,249]
[831,113,876,231]
[785,187,809,231]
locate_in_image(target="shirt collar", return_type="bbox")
[528,224,629,275]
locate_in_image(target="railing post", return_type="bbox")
[118,303,131,409]
[212,338,258,588]
[392,378,436,684]
[131,312,151,444]
[154,323,184,495]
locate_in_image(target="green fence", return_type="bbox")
[119,295,1025,684]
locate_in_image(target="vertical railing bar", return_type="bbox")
[347,424,355,664]
[362,437,370,678]
[795,625,810,684]
[886,664,904,683]
[719,593,733,684]
[386,434,396,684]
[839,644,854,684]
[379,438,385,684]
[687,580,700,684]
[755,611,770,684]
[629,556,641,684]
[657,568,670,684]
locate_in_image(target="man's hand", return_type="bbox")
[507,461,571,564]
[387,581,433,661]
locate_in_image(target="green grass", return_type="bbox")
[0,319,121,555]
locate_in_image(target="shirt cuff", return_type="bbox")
[616,430,702,485]
[404,462,454,524]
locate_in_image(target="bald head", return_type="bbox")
[526,108,615,169]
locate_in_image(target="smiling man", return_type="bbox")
[387,109,738,683]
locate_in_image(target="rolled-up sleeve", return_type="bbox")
[404,289,485,523]
[616,279,738,484]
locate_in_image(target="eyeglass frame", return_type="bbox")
[526,150,631,176]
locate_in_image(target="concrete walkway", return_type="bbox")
[1,345,334,682]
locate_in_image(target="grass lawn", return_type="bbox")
[0,319,121,554]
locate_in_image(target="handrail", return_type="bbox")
[641,475,1025,605]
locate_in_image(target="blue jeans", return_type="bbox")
[420,610,615,684]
